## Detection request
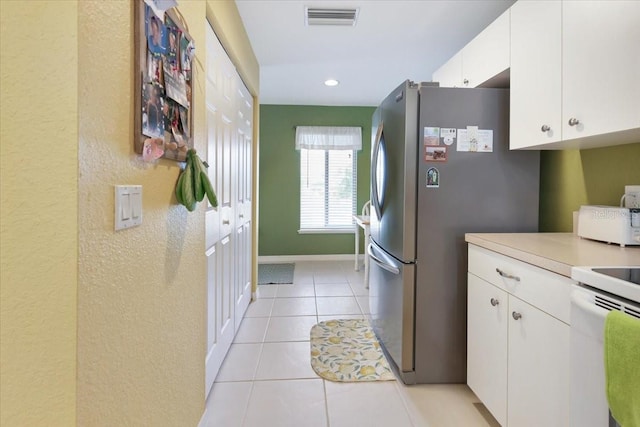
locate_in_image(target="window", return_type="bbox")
[296,126,361,233]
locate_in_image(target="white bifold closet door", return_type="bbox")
[204,21,253,397]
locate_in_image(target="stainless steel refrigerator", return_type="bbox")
[368,80,539,384]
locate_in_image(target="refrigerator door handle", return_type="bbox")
[371,122,384,220]
[368,243,400,275]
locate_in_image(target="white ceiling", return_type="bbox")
[235,0,516,107]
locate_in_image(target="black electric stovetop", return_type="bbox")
[592,268,640,286]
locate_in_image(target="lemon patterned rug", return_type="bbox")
[310,319,395,382]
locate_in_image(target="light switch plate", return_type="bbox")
[115,185,142,230]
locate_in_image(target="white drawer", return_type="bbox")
[468,244,573,324]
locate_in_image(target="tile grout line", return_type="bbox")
[392,380,418,427]
[313,262,331,427]
[238,380,255,427]
[322,378,331,427]
[241,286,271,427]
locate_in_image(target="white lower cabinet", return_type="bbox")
[507,296,569,427]
[467,244,571,426]
[467,274,508,426]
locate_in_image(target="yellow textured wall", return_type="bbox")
[1,0,257,423]
[77,1,206,425]
[77,1,259,425]
[0,1,78,425]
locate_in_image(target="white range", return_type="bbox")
[570,266,640,427]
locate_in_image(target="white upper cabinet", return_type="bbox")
[510,0,562,149]
[432,9,510,88]
[511,0,640,149]
[432,50,463,87]
[561,1,640,144]
[462,9,510,88]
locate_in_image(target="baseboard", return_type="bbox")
[258,254,364,263]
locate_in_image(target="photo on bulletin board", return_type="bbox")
[146,6,167,55]
[165,16,180,66]
[135,0,194,162]
[141,80,165,139]
[180,34,193,79]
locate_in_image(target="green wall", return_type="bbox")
[540,142,640,231]
[259,105,376,256]
[259,103,639,252]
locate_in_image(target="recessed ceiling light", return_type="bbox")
[324,79,339,87]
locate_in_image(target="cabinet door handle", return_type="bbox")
[568,118,580,126]
[239,214,244,218]
[490,298,500,306]
[222,219,230,225]
[512,311,522,320]
[541,125,551,132]
[463,78,469,86]
[495,268,521,282]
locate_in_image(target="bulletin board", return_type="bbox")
[134,0,194,162]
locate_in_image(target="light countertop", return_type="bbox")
[465,233,640,277]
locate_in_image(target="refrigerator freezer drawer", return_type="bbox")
[368,241,416,384]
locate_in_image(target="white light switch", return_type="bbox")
[121,193,131,220]
[115,185,142,230]
[130,190,142,219]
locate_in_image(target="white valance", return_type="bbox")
[295,126,362,151]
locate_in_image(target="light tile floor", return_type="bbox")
[200,260,499,427]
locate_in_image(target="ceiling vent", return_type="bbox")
[305,7,359,26]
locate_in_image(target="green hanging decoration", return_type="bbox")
[175,149,218,211]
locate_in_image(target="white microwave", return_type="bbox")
[577,205,640,247]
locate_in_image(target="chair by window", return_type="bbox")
[354,200,371,288]
[361,200,371,217]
